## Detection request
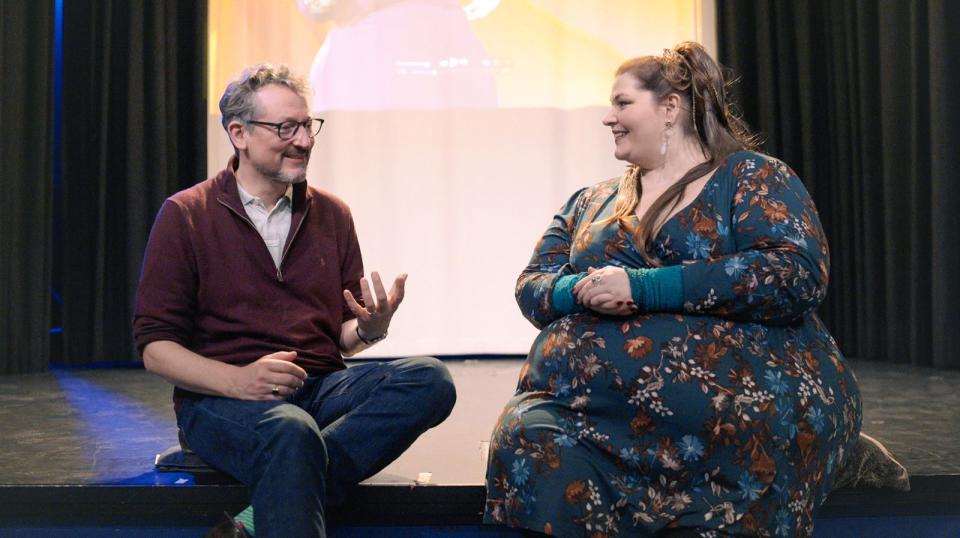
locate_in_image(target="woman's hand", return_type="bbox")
[573,266,638,316]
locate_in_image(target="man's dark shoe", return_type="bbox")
[204,512,252,538]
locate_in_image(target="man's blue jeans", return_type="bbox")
[177,356,457,537]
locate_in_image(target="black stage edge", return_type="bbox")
[1,479,960,528]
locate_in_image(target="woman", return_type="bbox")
[484,42,861,537]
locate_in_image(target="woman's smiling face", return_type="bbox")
[602,72,668,167]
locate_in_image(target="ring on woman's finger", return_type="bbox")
[591,275,603,285]
[271,385,280,397]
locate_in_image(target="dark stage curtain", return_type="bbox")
[58,0,206,365]
[718,0,960,369]
[0,1,54,374]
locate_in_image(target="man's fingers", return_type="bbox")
[371,272,389,307]
[274,362,308,380]
[390,273,407,308]
[271,372,306,389]
[343,290,369,318]
[349,272,408,329]
[360,277,375,312]
[264,350,297,361]
[260,374,305,398]
[262,357,308,379]
[262,381,296,400]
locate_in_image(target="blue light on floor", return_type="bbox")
[51,369,193,486]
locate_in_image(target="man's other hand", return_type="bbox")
[230,350,308,400]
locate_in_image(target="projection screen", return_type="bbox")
[207,0,716,357]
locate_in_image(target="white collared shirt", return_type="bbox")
[237,183,293,269]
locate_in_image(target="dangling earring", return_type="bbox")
[690,85,702,142]
[660,120,673,156]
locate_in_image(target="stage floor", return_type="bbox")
[0,357,957,486]
[0,357,958,533]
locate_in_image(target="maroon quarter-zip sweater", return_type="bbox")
[133,159,364,386]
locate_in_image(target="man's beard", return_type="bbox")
[253,160,308,184]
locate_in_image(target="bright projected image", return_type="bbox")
[208,0,715,356]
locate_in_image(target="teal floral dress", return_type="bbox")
[484,151,861,537]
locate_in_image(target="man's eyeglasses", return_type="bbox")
[246,118,325,140]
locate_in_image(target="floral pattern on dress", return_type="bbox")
[484,151,861,537]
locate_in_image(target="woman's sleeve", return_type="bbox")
[515,187,589,329]
[679,156,830,325]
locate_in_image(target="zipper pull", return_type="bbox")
[276,267,284,282]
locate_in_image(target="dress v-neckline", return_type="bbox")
[621,165,723,249]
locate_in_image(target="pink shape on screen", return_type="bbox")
[309,0,498,111]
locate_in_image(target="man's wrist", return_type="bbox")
[356,325,387,345]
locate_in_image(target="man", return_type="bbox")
[134,64,456,537]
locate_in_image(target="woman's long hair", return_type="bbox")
[608,42,759,265]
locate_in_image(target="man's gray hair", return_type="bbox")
[219,63,309,131]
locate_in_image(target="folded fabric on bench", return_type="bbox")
[155,429,219,474]
[832,432,911,491]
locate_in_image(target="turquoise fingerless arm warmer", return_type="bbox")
[551,273,588,315]
[625,265,684,311]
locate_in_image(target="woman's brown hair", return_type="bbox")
[607,42,759,265]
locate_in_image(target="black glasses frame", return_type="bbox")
[246,117,325,140]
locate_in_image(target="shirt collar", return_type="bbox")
[236,182,293,208]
